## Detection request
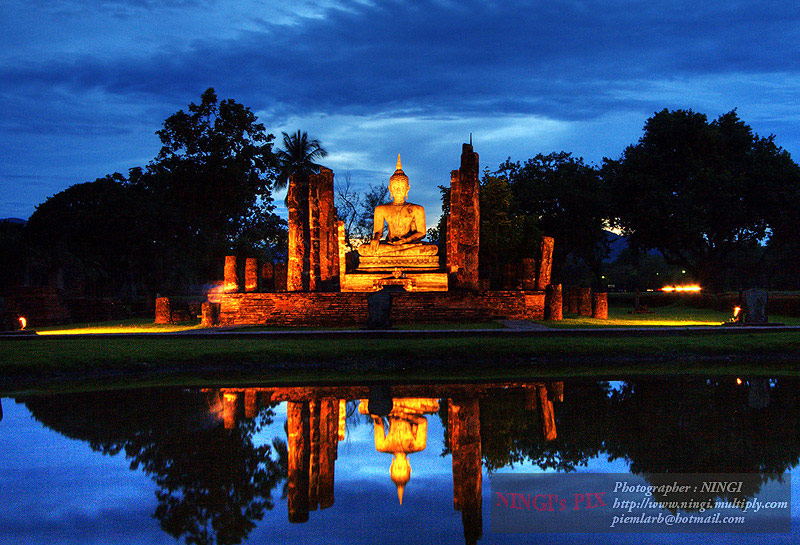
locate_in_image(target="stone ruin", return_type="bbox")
[170,143,589,327]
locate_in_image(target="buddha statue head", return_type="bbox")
[388,154,410,202]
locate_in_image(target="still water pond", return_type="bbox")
[0,378,797,544]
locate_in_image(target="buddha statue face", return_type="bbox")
[389,178,410,203]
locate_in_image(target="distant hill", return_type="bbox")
[1,218,26,225]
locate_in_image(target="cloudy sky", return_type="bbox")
[2,0,800,221]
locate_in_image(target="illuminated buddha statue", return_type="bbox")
[359,398,440,504]
[358,156,438,258]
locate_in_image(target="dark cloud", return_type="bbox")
[2,0,799,217]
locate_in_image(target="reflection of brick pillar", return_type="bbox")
[318,397,339,509]
[308,400,320,510]
[448,144,480,291]
[449,398,482,544]
[245,258,258,292]
[287,401,310,523]
[536,236,554,291]
[545,283,563,321]
[244,389,257,419]
[287,174,308,292]
[223,392,239,430]
[224,256,238,293]
[592,292,608,319]
[536,384,557,441]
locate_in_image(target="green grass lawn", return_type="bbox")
[4,304,799,395]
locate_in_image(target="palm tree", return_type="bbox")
[275,130,328,190]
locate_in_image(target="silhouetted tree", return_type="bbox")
[275,130,328,190]
[499,152,608,286]
[604,109,800,291]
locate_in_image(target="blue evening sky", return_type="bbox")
[2,0,799,221]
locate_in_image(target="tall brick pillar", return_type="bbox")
[536,236,554,291]
[288,169,338,292]
[312,167,337,283]
[287,173,309,291]
[447,143,480,291]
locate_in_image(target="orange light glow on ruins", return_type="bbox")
[18,317,26,330]
[660,285,702,293]
[733,306,741,319]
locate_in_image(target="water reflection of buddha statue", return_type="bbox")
[359,398,440,504]
[358,156,438,260]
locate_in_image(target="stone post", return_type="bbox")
[447,143,480,291]
[223,256,238,293]
[155,297,171,324]
[592,292,608,320]
[544,283,563,321]
[576,287,593,316]
[743,289,768,323]
[245,258,258,292]
[521,258,537,290]
[287,174,308,291]
[536,236,554,291]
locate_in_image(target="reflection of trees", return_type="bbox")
[604,378,800,505]
[476,381,611,472]
[475,378,800,508]
[22,389,286,545]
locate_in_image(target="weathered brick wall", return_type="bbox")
[217,290,545,326]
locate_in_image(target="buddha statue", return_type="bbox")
[358,156,438,260]
[359,398,440,504]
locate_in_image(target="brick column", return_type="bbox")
[448,143,480,291]
[544,283,563,321]
[592,292,608,319]
[536,236,554,291]
[223,256,238,293]
[287,173,308,291]
[245,258,258,292]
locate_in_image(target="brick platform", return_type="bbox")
[217,290,545,327]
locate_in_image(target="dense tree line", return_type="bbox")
[5,103,800,301]
[445,108,800,291]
